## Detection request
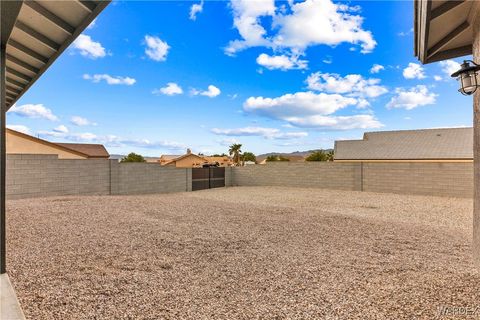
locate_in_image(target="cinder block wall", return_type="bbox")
[362,162,474,198]
[111,162,190,195]
[6,154,111,199]
[231,162,362,191]
[231,162,474,198]
[224,167,233,187]
[5,155,475,199]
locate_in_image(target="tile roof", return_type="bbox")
[334,127,473,160]
[160,155,182,161]
[55,143,110,158]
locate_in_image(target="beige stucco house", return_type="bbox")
[162,152,207,168]
[6,128,109,159]
[159,154,182,165]
[160,150,233,168]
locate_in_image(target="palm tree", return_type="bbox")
[228,143,242,165]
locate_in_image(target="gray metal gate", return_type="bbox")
[192,167,225,191]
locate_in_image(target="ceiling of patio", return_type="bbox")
[2,0,110,110]
[414,0,478,64]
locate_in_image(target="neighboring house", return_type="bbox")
[159,154,182,165]
[55,143,109,159]
[6,128,109,159]
[162,151,207,168]
[161,150,234,168]
[334,127,473,162]
[203,156,233,167]
[144,157,161,163]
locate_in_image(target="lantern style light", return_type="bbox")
[451,60,480,95]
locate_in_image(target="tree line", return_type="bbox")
[119,146,334,164]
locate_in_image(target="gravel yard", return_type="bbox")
[6,186,480,319]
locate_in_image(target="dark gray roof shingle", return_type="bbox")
[334,128,473,160]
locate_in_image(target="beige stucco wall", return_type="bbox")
[6,131,86,159]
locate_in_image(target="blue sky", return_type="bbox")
[7,0,473,156]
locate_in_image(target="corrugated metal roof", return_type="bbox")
[3,0,110,109]
[334,127,473,160]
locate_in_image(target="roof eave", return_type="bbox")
[5,1,111,109]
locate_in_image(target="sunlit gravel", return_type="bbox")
[7,186,479,319]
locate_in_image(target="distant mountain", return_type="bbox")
[257,149,333,160]
[109,154,125,160]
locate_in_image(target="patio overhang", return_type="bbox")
[414,0,479,64]
[2,0,110,110]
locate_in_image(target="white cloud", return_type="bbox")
[243,89,383,130]
[322,57,332,64]
[225,0,275,55]
[403,63,426,79]
[226,0,376,56]
[386,85,437,110]
[306,72,388,98]
[192,85,221,98]
[370,64,384,74]
[9,104,58,121]
[39,130,97,141]
[153,82,183,96]
[397,28,413,37]
[211,126,308,140]
[433,75,443,81]
[439,60,461,77]
[83,74,136,85]
[256,53,308,70]
[72,34,106,59]
[189,1,204,20]
[87,19,96,29]
[283,114,383,130]
[244,91,358,117]
[53,125,69,133]
[70,116,97,126]
[144,35,170,61]
[6,124,31,135]
[219,137,240,146]
[39,130,185,151]
[115,138,185,150]
[272,0,376,54]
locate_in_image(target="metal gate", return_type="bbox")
[192,167,225,191]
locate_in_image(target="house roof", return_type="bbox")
[55,143,109,158]
[7,128,89,158]
[414,0,478,64]
[163,153,207,165]
[2,1,110,108]
[159,154,182,161]
[334,127,473,160]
